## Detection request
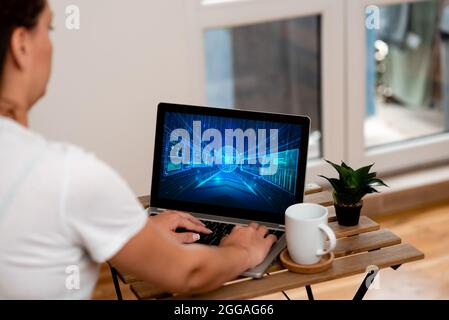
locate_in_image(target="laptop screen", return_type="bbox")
[151,104,309,225]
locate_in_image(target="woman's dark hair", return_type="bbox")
[0,0,46,82]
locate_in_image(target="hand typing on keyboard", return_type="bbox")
[149,211,212,244]
[151,211,278,272]
[220,223,278,269]
[194,220,283,246]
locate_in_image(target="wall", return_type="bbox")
[30,0,201,195]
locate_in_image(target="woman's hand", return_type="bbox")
[150,211,212,244]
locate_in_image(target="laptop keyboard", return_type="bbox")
[193,220,284,246]
[150,212,284,246]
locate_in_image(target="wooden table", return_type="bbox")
[109,185,424,300]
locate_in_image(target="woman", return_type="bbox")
[0,0,276,299]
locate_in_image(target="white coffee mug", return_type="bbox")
[285,203,337,265]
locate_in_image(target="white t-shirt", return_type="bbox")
[0,117,148,299]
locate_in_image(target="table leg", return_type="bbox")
[306,285,315,300]
[281,291,291,300]
[110,266,123,300]
[353,268,379,300]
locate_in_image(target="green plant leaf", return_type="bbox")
[318,175,344,193]
[365,172,377,180]
[353,164,374,186]
[341,162,354,172]
[355,163,374,177]
[369,178,389,188]
[324,160,352,183]
[320,160,388,205]
[322,160,389,206]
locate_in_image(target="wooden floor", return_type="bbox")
[93,200,449,300]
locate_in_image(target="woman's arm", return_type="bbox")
[109,219,276,294]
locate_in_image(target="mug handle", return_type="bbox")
[316,224,337,256]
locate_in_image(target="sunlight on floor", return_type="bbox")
[365,102,446,148]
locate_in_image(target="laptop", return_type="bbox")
[149,102,310,278]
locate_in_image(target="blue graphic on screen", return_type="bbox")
[158,112,302,214]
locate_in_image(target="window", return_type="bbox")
[347,0,449,174]
[365,0,449,149]
[182,0,449,179]
[204,16,322,159]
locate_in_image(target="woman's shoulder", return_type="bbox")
[1,117,125,190]
[51,142,128,191]
[49,142,117,179]
[1,117,94,164]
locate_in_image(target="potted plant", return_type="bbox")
[319,160,388,226]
